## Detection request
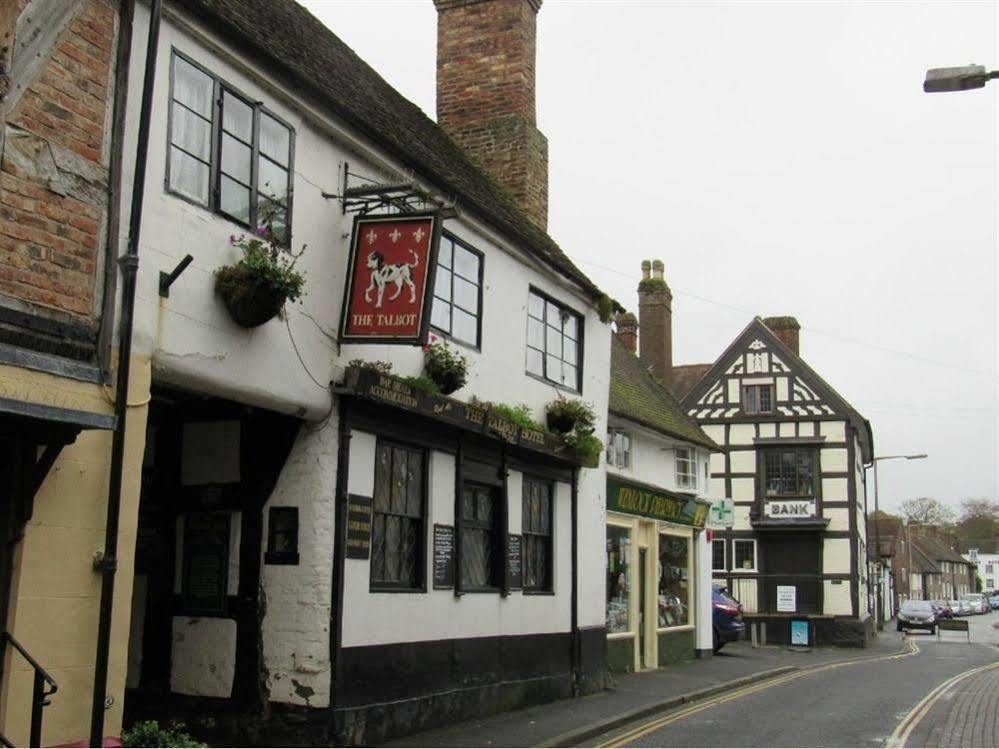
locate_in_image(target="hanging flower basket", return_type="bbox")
[215,267,288,328]
[545,394,597,435]
[423,341,469,395]
[215,221,306,329]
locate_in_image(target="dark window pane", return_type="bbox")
[658,534,689,627]
[712,539,726,570]
[371,443,424,589]
[391,447,408,514]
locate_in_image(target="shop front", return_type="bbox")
[606,477,710,673]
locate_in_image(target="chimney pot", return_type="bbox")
[641,260,651,280]
[652,259,664,280]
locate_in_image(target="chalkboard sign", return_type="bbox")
[507,534,522,591]
[346,494,372,560]
[181,512,230,614]
[433,524,455,589]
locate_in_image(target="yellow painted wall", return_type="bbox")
[0,356,150,746]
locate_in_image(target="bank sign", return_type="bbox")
[340,213,441,344]
[764,500,816,519]
[606,476,710,529]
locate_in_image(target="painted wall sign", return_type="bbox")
[765,500,816,519]
[707,498,734,529]
[606,476,711,529]
[506,534,522,591]
[345,494,373,560]
[339,213,441,344]
[433,524,455,589]
[776,585,797,612]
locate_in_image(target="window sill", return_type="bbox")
[523,588,555,596]
[606,630,636,640]
[370,584,428,594]
[525,370,580,395]
[459,586,503,594]
[656,624,695,633]
[430,327,481,353]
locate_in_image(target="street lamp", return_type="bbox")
[870,453,927,630]
[924,65,999,93]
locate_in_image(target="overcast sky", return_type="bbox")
[301,0,998,516]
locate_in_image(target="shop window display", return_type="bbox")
[658,534,690,627]
[606,526,632,633]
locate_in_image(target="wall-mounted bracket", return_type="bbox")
[159,254,194,298]
[322,162,458,218]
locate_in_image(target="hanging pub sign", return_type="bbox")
[339,212,441,344]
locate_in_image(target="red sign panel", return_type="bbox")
[340,213,440,344]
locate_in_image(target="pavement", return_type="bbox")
[383,628,910,748]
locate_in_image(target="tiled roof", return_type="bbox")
[671,363,711,400]
[175,0,609,304]
[609,338,718,451]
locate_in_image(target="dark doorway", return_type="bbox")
[125,387,299,721]
[759,534,821,614]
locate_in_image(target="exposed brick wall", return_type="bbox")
[0,0,117,328]
[434,0,549,231]
[762,316,800,356]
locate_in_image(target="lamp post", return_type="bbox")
[870,453,927,630]
[924,65,999,93]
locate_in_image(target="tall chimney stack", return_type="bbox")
[762,316,800,356]
[638,259,673,387]
[615,312,638,354]
[434,0,549,230]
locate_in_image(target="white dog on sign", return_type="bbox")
[363,249,419,308]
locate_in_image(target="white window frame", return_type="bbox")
[675,447,697,491]
[606,429,631,469]
[711,538,727,571]
[733,539,757,572]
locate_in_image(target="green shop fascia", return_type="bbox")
[605,476,711,673]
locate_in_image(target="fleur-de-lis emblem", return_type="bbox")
[413,227,425,243]
[366,229,377,245]
[389,229,402,243]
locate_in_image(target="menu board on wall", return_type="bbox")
[433,524,455,589]
[506,534,522,591]
[346,494,372,560]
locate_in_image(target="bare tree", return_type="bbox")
[899,497,956,526]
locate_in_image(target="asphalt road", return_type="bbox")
[593,611,999,748]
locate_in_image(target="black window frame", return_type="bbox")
[430,232,484,349]
[733,539,757,571]
[761,446,817,498]
[370,440,428,593]
[743,384,774,415]
[166,48,296,244]
[265,506,299,565]
[711,538,727,571]
[525,287,584,392]
[459,480,504,592]
[522,476,554,594]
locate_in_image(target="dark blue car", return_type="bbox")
[713,587,745,652]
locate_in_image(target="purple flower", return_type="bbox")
[255,225,268,237]
[229,234,238,245]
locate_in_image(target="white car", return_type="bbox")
[962,593,989,615]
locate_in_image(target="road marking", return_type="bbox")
[885,660,999,748]
[597,638,920,748]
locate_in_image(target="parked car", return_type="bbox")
[950,599,971,616]
[989,594,999,611]
[713,587,745,652]
[897,600,937,634]
[962,593,989,615]
[930,600,953,619]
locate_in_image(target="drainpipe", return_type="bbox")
[330,399,350,720]
[570,467,580,696]
[90,0,161,744]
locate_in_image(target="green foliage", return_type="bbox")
[423,340,469,391]
[598,294,613,324]
[348,359,393,374]
[492,403,543,431]
[217,219,306,302]
[122,721,205,748]
[545,394,597,435]
[565,431,604,467]
[638,277,670,295]
[400,375,440,394]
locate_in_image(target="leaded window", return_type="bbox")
[743,384,774,415]
[712,538,726,571]
[675,447,697,490]
[371,442,425,590]
[168,51,294,243]
[431,235,482,346]
[526,290,582,391]
[762,447,815,497]
[522,477,553,591]
[460,482,502,589]
[734,539,756,571]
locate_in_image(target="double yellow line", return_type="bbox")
[598,638,920,748]
[885,659,999,748]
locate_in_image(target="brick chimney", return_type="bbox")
[762,316,800,356]
[638,259,673,386]
[615,312,638,354]
[434,0,549,230]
